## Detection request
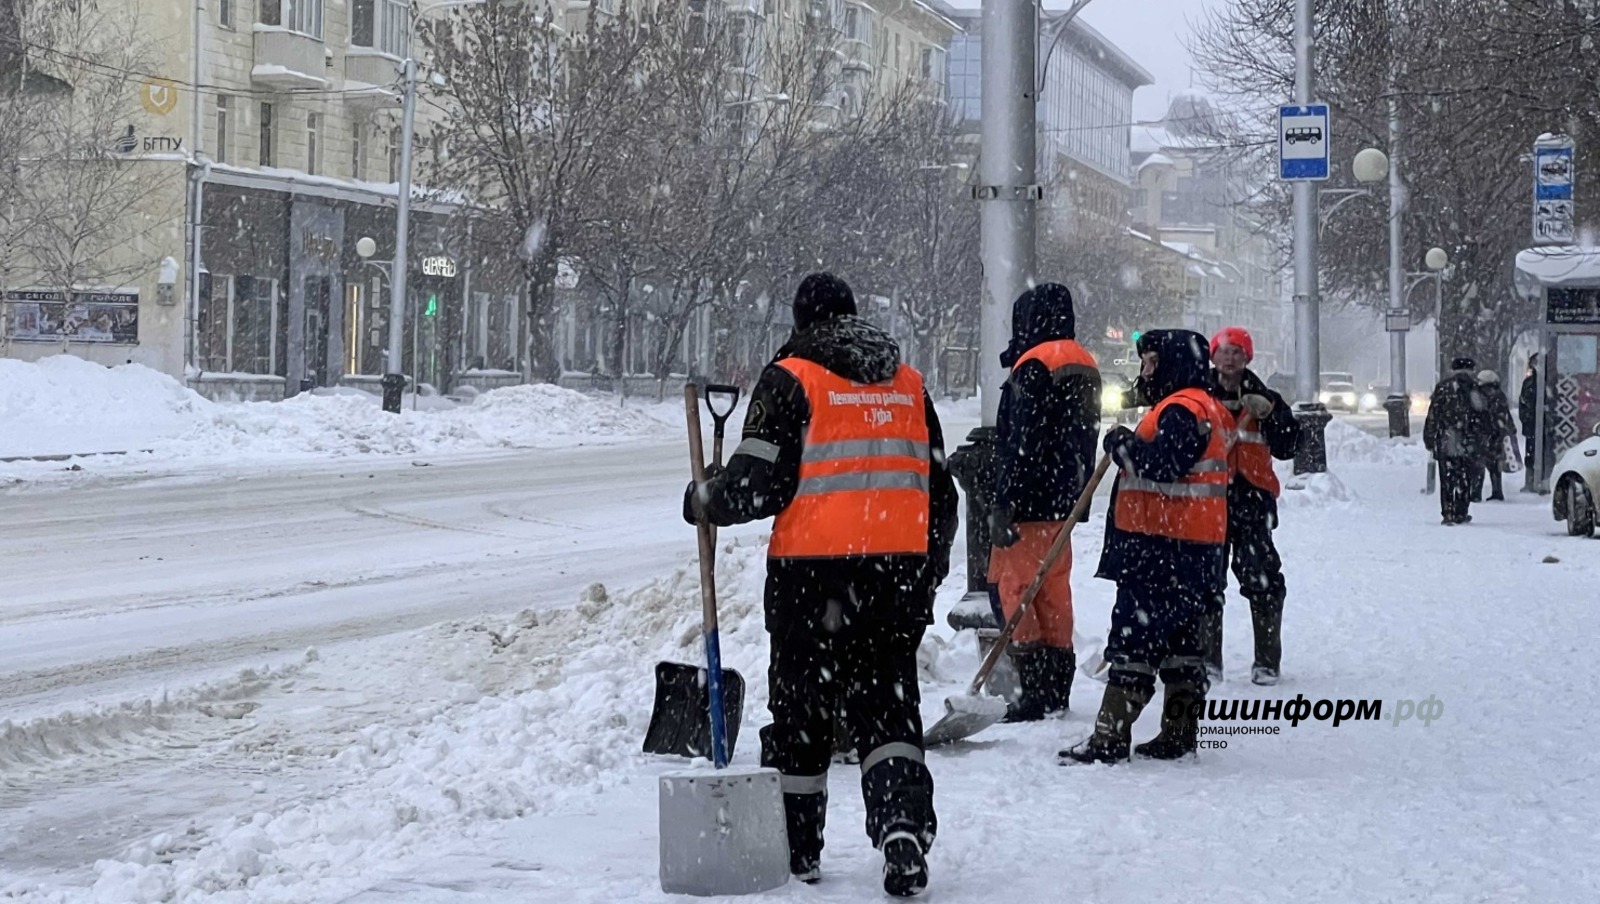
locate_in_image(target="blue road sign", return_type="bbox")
[1280,104,1330,182]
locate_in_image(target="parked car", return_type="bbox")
[1552,427,1600,537]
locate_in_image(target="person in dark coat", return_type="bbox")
[683,272,958,896]
[1203,327,1299,689]
[1424,356,1488,524]
[1060,330,1232,765]
[988,283,1101,722]
[1519,353,1557,487]
[1475,370,1516,502]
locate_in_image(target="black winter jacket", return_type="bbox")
[1519,371,1555,439]
[1425,369,1488,461]
[1209,367,1299,526]
[697,316,959,627]
[1096,330,1227,591]
[992,289,1101,523]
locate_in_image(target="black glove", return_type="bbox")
[987,506,1020,549]
[680,464,724,525]
[1103,425,1136,457]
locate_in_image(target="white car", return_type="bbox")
[1552,430,1600,537]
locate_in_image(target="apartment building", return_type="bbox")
[934,2,1151,237]
[2,0,527,400]
[1131,92,1285,368]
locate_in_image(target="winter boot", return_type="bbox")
[783,791,827,883]
[1001,647,1049,723]
[1133,683,1203,760]
[1003,646,1075,721]
[1058,684,1152,765]
[881,830,929,897]
[1202,602,1225,684]
[1250,666,1280,686]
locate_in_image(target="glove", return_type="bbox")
[987,506,1020,549]
[680,464,724,525]
[1102,425,1135,457]
[1241,393,1275,419]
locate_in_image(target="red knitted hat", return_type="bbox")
[1210,326,1254,362]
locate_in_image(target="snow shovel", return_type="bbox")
[658,382,789,896]
[924,452,1114,747]
[643,383,745,760]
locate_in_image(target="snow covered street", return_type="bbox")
[3,407,1596,902]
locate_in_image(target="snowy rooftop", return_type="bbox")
[1514,245,1600,297]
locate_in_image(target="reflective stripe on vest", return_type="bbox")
[1219,398,1280,497]
[1112,387,1233,544]
[769,358,931,558]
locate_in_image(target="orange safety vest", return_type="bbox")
[1014,339,1100,384]
[1112,387,1233,545]
[768,358,931,559]
[1220,397,1281,497]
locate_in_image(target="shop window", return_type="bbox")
[198,275,280,374]
[488,294,516,371]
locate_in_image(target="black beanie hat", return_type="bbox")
[793,272,856,331]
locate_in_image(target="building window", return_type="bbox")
[220,0,234,29]
[260,0,279,25]
[215,95,231,164]
[306,112,320,174]
[259,102,274,167]
[260,0,323,37]
[387,126,400,182]
[351,0,374,45]
[351,121,366,180]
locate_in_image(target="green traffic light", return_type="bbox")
[424,295,438,318]
[1131,331,1142,343]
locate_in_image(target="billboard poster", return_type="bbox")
[5,289,139,343]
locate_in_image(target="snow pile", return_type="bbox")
[1322,416,1428,466]
[0,356,674,473]
[0,356,211,458]
[24,540,775,904]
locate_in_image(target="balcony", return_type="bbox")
[343,48,400,108]
[840,38,873,72]
[253,26,327,90]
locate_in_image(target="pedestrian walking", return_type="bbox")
[1475,370,1516,501]
[1059,330,1232,764]
[988,283,1101,721]
[1424,356,1488,525]
[1205,327,1299,687]
[683,272,959,896]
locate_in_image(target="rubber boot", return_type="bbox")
[1058,684,1151,765]
[1039,646,1075,713]
[1133,683,1203,760]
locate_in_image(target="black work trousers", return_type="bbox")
[1439,458,1474,522]
[1103,574,1212,696]
[1205,513,1287,674]
[760,607,935,867]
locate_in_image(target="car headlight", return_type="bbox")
[1360,393,1378,409]
[1102,386,1125,411]
[1318,391,1333,404]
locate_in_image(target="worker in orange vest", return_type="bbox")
[1204,327,1299,688]
[988,283,1101,721]
[1060,329,1233,765]
[683,273,958,896]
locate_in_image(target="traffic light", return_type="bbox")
[1131,330,1142,343]
[424,294,438,318]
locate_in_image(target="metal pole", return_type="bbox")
[1385,93,1410,437]
[1290,0,1331,474]
[947,0,1038,600]
[383,57,418,413]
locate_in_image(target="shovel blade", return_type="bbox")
[922,693,1008,747]
[643,661,745,759]
[659,766,790,895]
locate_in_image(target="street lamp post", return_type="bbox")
[1289,0,1329,474]
[381,0,484,414]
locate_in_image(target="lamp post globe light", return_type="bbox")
[1425,246,1449,272]
[1352,148,1389,184]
